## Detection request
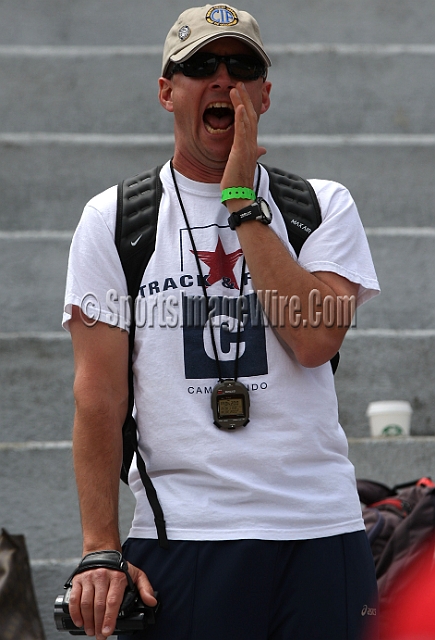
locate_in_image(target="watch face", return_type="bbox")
[259,198,272,224]
[228,198,272,230]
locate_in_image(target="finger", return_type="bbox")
[229,84,243,110]
[99,574,126,639]
[232,104,252,146]
[230,87,255,133]
[92,577,111,639]
[68,580,84,628]
[231,82,254,110]
[234,91,259,156]
[232,95,255,135]
[78,580,97,636]
[127,562,157,607]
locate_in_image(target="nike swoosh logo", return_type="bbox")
[131,234,143,247]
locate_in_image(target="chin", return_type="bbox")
[203,129,234,157]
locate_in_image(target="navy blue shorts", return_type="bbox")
[120,531,378,640]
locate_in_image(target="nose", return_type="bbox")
[209,61,236,89]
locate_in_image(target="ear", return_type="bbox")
[260,80,272,116]
[158,77,174,113]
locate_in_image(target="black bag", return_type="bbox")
[0,528,46,640]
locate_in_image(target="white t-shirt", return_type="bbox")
[63,162,380,541]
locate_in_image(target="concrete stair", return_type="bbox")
[0,1,434,637]
[1,135,435,230]
[1,45,434,134]
[1,0,435,45]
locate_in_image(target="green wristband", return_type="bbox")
[221,187,256,203]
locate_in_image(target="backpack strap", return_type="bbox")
[262,165,322,257]
[115,166,163,302]
[115,166,168,549]
[263,165,340,373]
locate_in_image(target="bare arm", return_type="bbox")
[71,307,128,554]
[68,306,156,639]
[222,82,358,367]
[233,224,358,367]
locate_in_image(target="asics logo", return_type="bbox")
[361,605,377,616]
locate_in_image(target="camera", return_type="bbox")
[54,585,160,635]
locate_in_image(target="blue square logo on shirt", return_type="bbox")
[182,293,268,379]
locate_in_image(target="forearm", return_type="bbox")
[69,310,129,555]
[73,405,124,554]
[234,220,355,367]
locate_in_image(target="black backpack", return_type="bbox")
[115,163,335,547]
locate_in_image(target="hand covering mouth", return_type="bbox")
[203,102,235,133]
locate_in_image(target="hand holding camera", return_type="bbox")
[53,550,160,636]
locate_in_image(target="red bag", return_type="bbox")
[358,477,435,639]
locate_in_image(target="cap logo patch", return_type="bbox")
[206,5,238,27]
[178,25,191,41]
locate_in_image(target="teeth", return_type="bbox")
[203,102,234,134]
[207,102,234,110]
[204,123,232,133]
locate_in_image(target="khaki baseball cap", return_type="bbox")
[162,4,271,76]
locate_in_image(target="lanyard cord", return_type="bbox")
[170,160,260,382]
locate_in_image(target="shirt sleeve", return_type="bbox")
[298,179,380,307]
[62,186,131,331]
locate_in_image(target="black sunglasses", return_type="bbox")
[169,52,267,81]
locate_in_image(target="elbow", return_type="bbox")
[289,332,345,370]
[73,375,129,428]
[293,346,331,369]
[274,325,347,369]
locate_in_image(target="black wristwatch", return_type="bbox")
[228,197,273,230]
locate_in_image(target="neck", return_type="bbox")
[171,150,227,184]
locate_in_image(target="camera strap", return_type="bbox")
[64,550,135,590]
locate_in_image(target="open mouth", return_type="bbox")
[203,102,235,134]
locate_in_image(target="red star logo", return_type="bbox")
[192,237,243,289]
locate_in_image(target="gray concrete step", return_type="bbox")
[0,237,69,333]
[0,135,173,231]
[356,232,435,331]
[348,437,435,485]
[1,233,434,332]
[1,330,434,441]
[32,559,79,640]
[6,435,435,639]
[1,135,434,231]
[1,0,435,46]
[1,47,434,134]
[0,443,135,559]
[0,335,74,442]
[336,331,435,437]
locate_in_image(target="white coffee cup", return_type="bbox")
[366,400,413,437]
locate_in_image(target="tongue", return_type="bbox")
[204,110,233,131]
